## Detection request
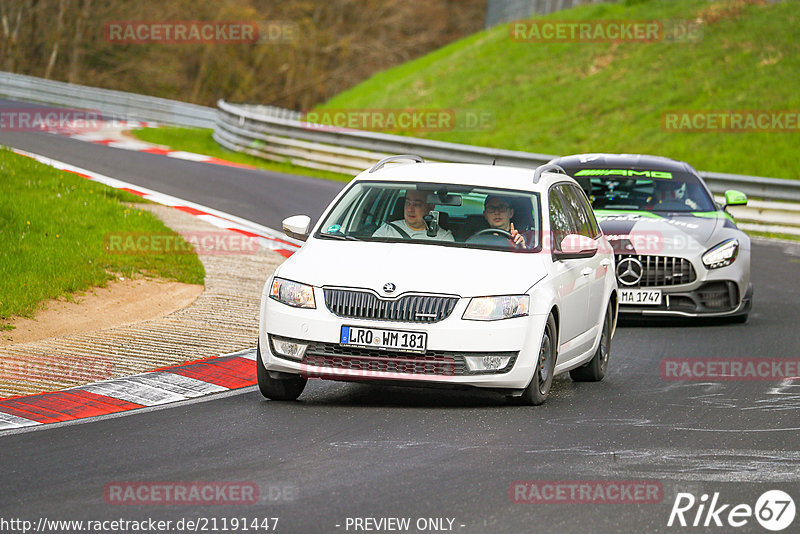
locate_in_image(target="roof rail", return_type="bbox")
[533,163,567,184]
[369,155,425,173]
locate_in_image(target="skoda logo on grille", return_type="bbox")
[382,282,397,294]
[616,258,644,286]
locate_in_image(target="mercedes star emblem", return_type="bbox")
[616,257,644,286]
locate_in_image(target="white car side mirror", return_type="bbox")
[282,215,312,242]
[555,234,598,260]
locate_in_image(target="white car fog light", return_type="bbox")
[464,355,511,372]
[271,338,307,361]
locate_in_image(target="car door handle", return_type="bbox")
[581,267,593,277]
[600,259,613,267]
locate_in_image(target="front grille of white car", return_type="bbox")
[300,342,518,376]
[615,254,697,287]
[323,288,458,323]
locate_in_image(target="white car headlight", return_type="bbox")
[269,277,316,308]
[463,295,529,321]
[702,239,739,269]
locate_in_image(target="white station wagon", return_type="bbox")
[258,156,618,405]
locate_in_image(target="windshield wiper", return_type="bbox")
[319,233,360,241]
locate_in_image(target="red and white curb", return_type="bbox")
[57,121,260,170]
[0,349,258,430]
[0,146,296,430]
[11,148,301,258]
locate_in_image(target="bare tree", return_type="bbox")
[2,0,488,109]
[1,1,25,72]
[44,0,69,79]
[67,0,90,83]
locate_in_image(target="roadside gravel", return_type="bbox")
[0,204,284,397]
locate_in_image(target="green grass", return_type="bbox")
[745,229,800,243]
[316,0,800,180]
[0,149,205,325]
[130,127,354,182]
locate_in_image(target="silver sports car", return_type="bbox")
[550,154,752,322]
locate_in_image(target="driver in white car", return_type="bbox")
[483,195,527,248]
[373,189,454,241]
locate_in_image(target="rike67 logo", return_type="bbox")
[668,490,796,531]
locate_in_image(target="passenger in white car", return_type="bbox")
[372,189,454,241]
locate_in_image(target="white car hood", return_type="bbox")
[275,239,548,297]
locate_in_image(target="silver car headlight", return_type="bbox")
[463,295,529,321]
[269,277,316,308]
[702,239,739,269]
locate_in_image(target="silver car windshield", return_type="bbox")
[573,170,716,212]
[315,181,543,252]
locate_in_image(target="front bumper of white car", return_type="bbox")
[258,285,549,391]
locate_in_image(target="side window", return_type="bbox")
[548,186,572,251]
[558,184,593,238]
[347,187,396,235]
[569,184,601,238]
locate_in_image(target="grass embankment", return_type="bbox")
[130,127,354,182]
[746,230,800,243]
[0,149,204,328]
[317,0,799,180]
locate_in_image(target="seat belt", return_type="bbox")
[387,222,411,239]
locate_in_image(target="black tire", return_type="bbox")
[570,303,612,382]
[256,341,307,401]
[516,314,557,406]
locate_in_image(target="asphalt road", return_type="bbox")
[2,120,800,534]
[0,100,346,229]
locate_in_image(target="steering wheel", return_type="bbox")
[468,228,512,240]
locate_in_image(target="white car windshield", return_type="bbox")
[316,181,542,252]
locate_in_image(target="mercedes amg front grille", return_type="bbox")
[323,288,458,323]
[616,254,697,287]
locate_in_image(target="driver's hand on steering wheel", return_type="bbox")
[509,223,526,248]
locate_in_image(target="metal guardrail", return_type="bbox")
[215,100,558,172]
[215,100,800,201]
[0,71,217,128]
[215,99,800,236]
[698,171,800,204]
[1,70,796,235]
